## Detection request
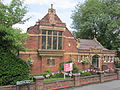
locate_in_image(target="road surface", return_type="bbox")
[61,80,120,90]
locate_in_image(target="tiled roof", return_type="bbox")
[78,39,108,50]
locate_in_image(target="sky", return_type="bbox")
[4,0,85,33]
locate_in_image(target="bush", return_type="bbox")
[45,69,51,74]
[80,72,92,77]
[72,64,79,73]
[115,63,120,68]
[0,50,30,85]
[59,62,67,72]
[51,73,64,78]
[114,60,120,68]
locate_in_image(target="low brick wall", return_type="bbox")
[80,75,100,85]
[0,85,16,90]
[104,73,117,82]
[44,79,74,90]
[17,82,35,90]
[0,69,120,90]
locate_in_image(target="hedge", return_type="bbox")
[0,49,30,85]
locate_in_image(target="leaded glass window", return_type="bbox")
[53,37,57,49]
[41,30,63,50]
[58,37,62,49]
[47,36,52,49]
[42,36,46,49]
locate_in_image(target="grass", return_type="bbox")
[44,78,64,82]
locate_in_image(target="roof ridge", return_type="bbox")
[93,38,108,50]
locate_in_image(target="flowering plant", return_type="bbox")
[81,57,90,65]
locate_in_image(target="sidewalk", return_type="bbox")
[61,80,120,90]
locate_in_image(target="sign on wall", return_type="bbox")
[64,63,73,72]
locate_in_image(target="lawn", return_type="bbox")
[44,78,64,82]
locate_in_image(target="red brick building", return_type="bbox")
[19,7,116,74]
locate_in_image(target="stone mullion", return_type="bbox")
[57,32,59,50]
[46,31,48,49]
[51,31,53,49]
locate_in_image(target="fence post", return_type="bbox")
[33,76,44,90]
[99,72,104,83]
[74,75,80,86]
[116,68,120,80]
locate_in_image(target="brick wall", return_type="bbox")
[1,69,120,90]
[104,73,117,81]
[44,79,74,90]
[63,29,78,53]
[0,85,16,90]
[80,75,100,85]
[41,56,63,73]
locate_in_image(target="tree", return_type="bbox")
[0,0,28,54]
[0,0,30,85]
[71,0,120,57]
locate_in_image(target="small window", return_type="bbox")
[42,30,47,34]
[53,31,57,35]
[58,31,62,35]
[47,36,52,49]
[48,30,52,35]
[53,37,57,49]
[58,37,62,49]
[42,36,46,49]
[47,59,55,66]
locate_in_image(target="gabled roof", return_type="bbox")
[36,6,66,27]
[78,38,108,50]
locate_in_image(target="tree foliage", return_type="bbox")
[0,0,30,85]
[0,0,28,53]
[0,25,27,54]
[0,49,29,85]
[71,0,120,57]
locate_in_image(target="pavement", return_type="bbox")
[60,80,120,90]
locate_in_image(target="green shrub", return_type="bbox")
[114,61,120,68]
[40,69,51,76]
[72,64,79,73]
[79,70,84,73]
[59,62,67,72]
[51,73,64,78]
[45,69,51,74]
[80,72,92,77]
[0,50,30,85]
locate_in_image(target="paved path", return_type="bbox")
[61,80,120,90]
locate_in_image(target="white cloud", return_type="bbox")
[3,0,85,32]
[26,12,45,20]
[12,21,35,33]
[25,0,49,5]
[25,0,77,9]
